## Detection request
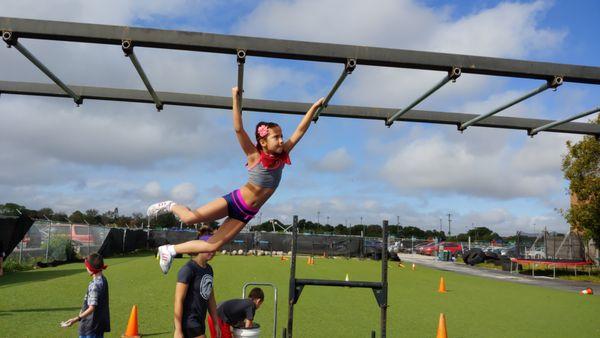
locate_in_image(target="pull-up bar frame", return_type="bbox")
[0,17,599,137]
[286,216,388,338]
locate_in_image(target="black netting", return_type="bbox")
[0,215,34,257]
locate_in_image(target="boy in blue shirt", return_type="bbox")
[62,253,110,338]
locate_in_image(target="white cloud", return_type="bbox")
[170,182,197,203]
[141,181,162,199]
[313,148,354,172]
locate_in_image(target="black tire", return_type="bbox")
[468,249,485,265]
[485,252,499,260]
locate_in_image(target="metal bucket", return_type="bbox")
[232,325,261,338]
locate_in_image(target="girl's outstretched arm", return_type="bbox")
[283,97,325,153]
[232,87,259,158]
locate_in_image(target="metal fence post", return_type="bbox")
[45,220,52,263]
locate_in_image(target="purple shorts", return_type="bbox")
[222,189,259,223]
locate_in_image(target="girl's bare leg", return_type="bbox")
[171,198,229,225]
[174,217,246,254]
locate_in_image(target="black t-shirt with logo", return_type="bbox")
[177,260,214,329]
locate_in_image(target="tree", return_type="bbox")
[69,210,85,223]
[562,115,600,246]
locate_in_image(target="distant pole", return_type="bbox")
[326,216,330,226]
[447,213,452,236]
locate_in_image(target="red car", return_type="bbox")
[421,242,463,256]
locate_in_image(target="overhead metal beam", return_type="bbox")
[1,17,600,84]
[121,40,163,111]
[2,30,82,104]
[1,80,598,136]
[529,107,600,136]
[386,67,461,126]
[459,76,563,131]
[312,58,356,122]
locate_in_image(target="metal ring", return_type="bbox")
[2,31,12,41]
[121,40,132,50]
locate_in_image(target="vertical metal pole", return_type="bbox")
[287,215,298,338]
[381,220,388,338]
[371,330,376,338]
[88,223,91,256]
[45,220,52,262]
[237,49,246,108]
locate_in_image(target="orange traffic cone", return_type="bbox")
[311,257,315,265]
[122,305,140,338]
[438,277,447,293]
[307,256,311,265]
[580,288,593,295]
[436,313,448,338]
[280,255,288,261]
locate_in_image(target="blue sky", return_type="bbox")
[0,1,598,235]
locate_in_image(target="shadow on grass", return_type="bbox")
[0,268,83,288]
[143,331,171,337]
[0,306,80,315]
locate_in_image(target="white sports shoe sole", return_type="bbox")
[147,200,174,217]
[157,245,174,274]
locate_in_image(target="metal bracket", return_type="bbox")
[292,284,304,305]
[372,288,387,308]
[2,30,16,46]
[121,39,133,56]
[237,49,246,65]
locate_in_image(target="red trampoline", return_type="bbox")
[510,257,594,278]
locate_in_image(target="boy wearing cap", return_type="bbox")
[62,252,111,338]
[174,226,219,338]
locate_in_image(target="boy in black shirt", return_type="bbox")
[62,253,110,338]
[174,231,219,338]
[209,288,264,338]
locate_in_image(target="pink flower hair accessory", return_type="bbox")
[257,125,269,138]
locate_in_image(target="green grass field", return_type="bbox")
[1,253,599,338]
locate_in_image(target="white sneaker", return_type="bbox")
[157,245,174,274]
[147,200,175,217]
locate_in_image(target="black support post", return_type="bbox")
[381,220,388,338]
[287,215,298,338]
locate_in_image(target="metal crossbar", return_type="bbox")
[1,80,598,136]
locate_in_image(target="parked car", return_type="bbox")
[416,242,437,255]
[49,224,94,246]
[421,242,463,256]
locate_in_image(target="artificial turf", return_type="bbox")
[1,253,599,337]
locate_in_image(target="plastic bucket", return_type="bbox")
[232,326,261,338]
